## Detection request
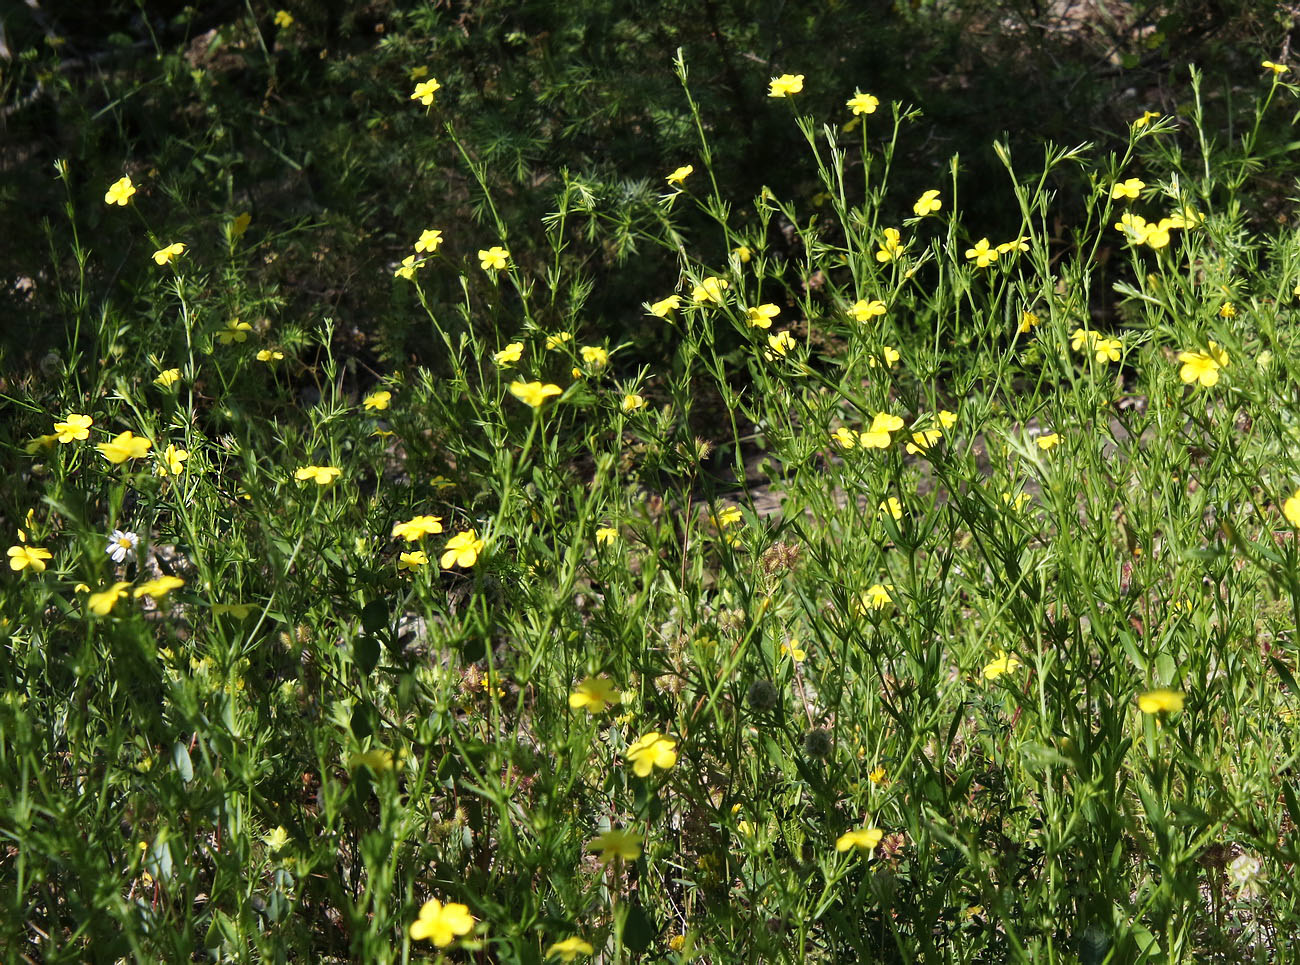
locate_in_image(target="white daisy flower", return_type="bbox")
[105,529,139,564]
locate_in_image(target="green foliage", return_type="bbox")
[5,2,1300,963]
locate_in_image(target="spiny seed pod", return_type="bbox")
[746,679,780,712]
[802,728,833,760]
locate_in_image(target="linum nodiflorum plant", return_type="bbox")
[7,49,1300,964]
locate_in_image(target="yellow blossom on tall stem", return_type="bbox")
[912,189,942,216]
[647,295,681,317]
[478,246,509,271]
[7,545,52,573]
[588,828,642,864]
[88,582,132,616]
[569,676,621,714]
[409,898,475,946]
[625,731,678,776]
[1282,490,1300,527]
[847,90,879,115]
[157,444,189,476]
[440,529,485,568]
[746,304,780,328]
[54,413,93,443]
[1137,688,1185,714]
[414,228,443,253]
[363,390,391,411]
[493,342,524,366]
[546,937,595,961]
[665,164,693,186]
[964,238,998,268]
[294,465,341,485]
[509,380,563,408]
[98,431,152,464]
[105,175,136,206]
[392,515,444,541]
[410,78,442,105]
[152,242,186,266]
[133,575,184,599]
[835,826,883,853]
[621,393,646,412]
[767,73,804,97]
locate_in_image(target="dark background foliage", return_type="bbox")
[1,0,1295,375]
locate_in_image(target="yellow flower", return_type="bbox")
[666,164,694,186]
[1110,177,1145,200]
[509,380,564,408]
[88,581,132,616]
[545,332,573,350]
[595,526,618,545]
[1218,302,1237,319]
[912,189,942,216]
[835,826,883,853]
[621,393,646,412]
[1093,337,1122,363]
[708,507,742,535]
[580,345,609,367]
[982,650,1022,679]
[152,242,186,266]
[1262,60,1289,75]
[216,319,254,345]
[104,175,136,206]
[860,412,903,448]
[781,640,806,662]
[849,299,887,322]
[733,245,752,263]
[154,368,181,387]
[349,748,396,773]
[859,583,894,612]
[414,228,443,253]
[847,90,879,115]
[53,412,93,443]
[1002,491,1031,511]
[1137,688,1185,714]
[546,937,595,961]
[691,276,729,304]
[1283,489,1300,527]
[7,545,52,573]
[231,212,252,237]
[409,898,475,947]
[478,245,509,271]
[589,828,641,864]
[363,390,391,411]
[869,345,900,368]
[440,529,485,568]
[263,826,290,852]
[1132,110,1159,129]
[1178,341,1228,387]
[133,575,185,599]
[648,295,681,317]
[746,304,780,329]
[1019,310,1040,333]
[875,227,903,262]
[157,444,189,476]
[905,429,942,454]
[569,676,621,713]
[768,73,804,97]
[938,410,957,429]
[493,342,524,366]
[410,78,442,105]
[1036,433,1061,450]
[626,731,678,776]
[393,255,420,280]
[398,550,429,570]
[964,238,998,268]
[997,237,1029,255]
[97,431,152,464]
[212,603,254,619]
[25,434,60,453]
[392,515,444,541]
[868,765,887,784]
[878,497,902,521]
[1070,328,1097,351]
[256,349,285,362]
[294,465,341,485]
[273,9,293,28]
[764,330,795,359]
[832,426,858,450]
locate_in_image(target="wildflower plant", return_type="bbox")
[6,22,1300,965]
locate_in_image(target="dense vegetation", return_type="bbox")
[4,2,1300,961]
